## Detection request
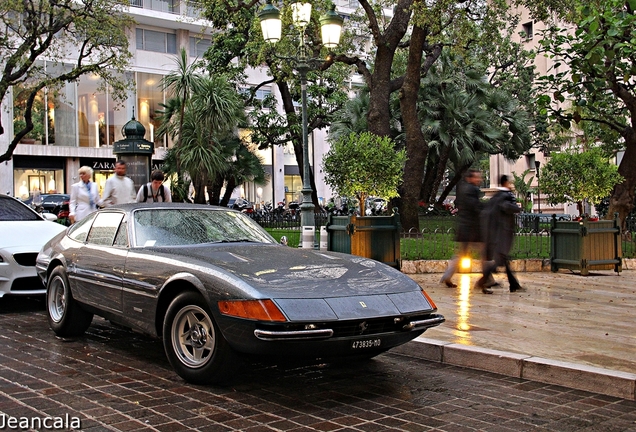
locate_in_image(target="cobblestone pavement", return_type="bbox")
[0,297,635,431]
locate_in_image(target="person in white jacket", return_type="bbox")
[100,160,136,207]
[69,166,100,223]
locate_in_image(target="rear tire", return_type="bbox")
[163,291,238,385]
[47,266,93,337]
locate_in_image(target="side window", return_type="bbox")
[67,214,96,243]
[113,221,129,247]
[86,212,124,246]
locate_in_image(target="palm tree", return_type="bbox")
[159,48,205,200]
[417,53,531,208]
[158,66,245,203]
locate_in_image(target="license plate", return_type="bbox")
[351,339,381,349]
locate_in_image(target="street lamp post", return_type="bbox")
[535,160,541,214]
[258,0,343,248]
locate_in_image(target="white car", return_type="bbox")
[0,194,66,297]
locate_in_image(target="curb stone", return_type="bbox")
[392,338,636,401]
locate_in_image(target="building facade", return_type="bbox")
[0,0,354,207]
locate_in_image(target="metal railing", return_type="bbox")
[247,212,636,260]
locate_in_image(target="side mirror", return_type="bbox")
[280,236,288,246]
[42,213,58,222]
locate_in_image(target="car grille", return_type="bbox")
[11,277,45,291]
[257,314,435,338]
[13,253,38,267]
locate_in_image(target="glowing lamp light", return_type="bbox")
[291,2,312,27]
[460,257,471,270]
[257,0,281,43]
[319,4,344,48]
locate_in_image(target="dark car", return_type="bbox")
[36,203,444,384]
[41,194,70,216]
[22,193,70,216]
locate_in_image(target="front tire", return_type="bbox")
[163,291,238,385]
[47,266,93,337]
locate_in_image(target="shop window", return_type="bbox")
[76,74,129,147]
[284,175,302,205]
[13,85,47,145]
[47,62,77,147]
[14,169,65,198]
[77,75,107,147]
[137,72,172,148]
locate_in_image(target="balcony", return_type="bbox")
[130,0,176,14]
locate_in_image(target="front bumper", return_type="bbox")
[219,313,445,357]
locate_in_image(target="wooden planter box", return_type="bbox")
[550,214,622,275]
[325,212,401,268]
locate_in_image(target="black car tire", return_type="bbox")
[163,291,238,385]
[47,266,94,337]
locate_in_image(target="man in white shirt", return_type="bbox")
[100,161,136,207]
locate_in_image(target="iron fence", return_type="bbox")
[247,212,636,260]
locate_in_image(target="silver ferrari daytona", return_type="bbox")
[36,203,444,384]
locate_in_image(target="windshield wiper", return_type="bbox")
[210,239,257,243]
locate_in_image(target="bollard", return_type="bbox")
[320,226,328,251]
[302,226,315,249]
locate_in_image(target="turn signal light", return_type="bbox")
[218,299,287,322]
[421,290,438,310]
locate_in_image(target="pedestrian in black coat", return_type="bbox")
[440,169,489,288]
[475,175,524,293]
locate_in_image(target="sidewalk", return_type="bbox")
[396,269,636,400]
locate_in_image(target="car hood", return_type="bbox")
[155,244,434,319]
[154,243,417,299]
[0,221,66,250]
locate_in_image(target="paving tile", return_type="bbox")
[0,281,634,432]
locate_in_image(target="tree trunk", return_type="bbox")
[419,155,438,203]
[366,55,394,137]
[193,174,207,204]
[207,176,223,206]
[429,148,451,206]
[220,177,237,207]
[607,130,636,229]
[399,25,429,231]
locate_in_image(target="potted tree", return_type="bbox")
[322,132,406,267]
[540,148,624,275]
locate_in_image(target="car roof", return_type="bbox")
[107,202,239,212]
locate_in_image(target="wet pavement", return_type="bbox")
[0,277,635,431]
[408,270,636,376]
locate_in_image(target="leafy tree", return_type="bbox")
[536,0,636,227]
[201,0,570,230]
[539,148,623,215]
[329,52,533,213]
[322,132,406,215]
[202,0,352,209]
[0,0,134,162]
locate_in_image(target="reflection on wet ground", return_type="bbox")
[410,271,636,374]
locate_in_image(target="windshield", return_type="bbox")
[0,196,42,221]
[133,208,276,247]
